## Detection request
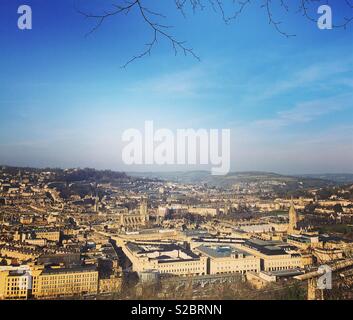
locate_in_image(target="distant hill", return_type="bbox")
[0,165,127,183]
[3,165,350,189]
[295,173,353,184]
[128,171,337,189]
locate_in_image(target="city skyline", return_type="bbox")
[2,0,353,305]
[0,0,352,174]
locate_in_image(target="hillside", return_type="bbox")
[128,171,337,189]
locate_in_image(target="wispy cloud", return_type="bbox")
[126,66,209,96]
[252,94,352,129]
[241,59,352,105]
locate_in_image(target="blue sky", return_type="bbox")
[0,0,352,173]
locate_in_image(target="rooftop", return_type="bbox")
[41,265,97,275]
[196,245,251,258]
[243,239,297,256]
[126,242,200,262]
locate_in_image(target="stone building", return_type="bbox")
[119,198,149,230]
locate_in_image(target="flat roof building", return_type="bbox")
[195,245,260,275]
[122,242,207,277]
[237,239,305,272]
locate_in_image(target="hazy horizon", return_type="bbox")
[1,162,353,177]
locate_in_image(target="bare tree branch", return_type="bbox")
[77,1,139,37]
[77,0,353,66]
[78,0,200,67]
[262,0,295,37]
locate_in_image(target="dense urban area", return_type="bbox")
[1,166,353,300]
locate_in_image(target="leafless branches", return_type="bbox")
[77,0,353,67]
[175,0,251,23]
[77,1,139,37]
[262,0,295,37]
[123,0,200,68]
[78,0,200,67]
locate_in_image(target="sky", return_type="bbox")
[0,0,352,174]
